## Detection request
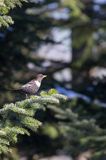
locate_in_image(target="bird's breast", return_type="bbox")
[34,80,41,87]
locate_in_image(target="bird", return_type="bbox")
[18,74,47,97]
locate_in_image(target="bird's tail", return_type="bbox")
[0,88,21,92]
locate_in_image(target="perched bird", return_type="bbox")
[19,74,47,96]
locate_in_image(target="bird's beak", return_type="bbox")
[43,75,47,78]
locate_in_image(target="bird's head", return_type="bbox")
[36,74,47,82]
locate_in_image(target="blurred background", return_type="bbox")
[0,0,106,159]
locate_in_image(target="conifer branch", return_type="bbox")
[0,0,27,27]
[0,89,67,154]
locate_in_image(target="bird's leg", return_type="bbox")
[26,94,28,99]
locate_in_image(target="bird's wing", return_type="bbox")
[22,80,34,88]
[21,80,39,94]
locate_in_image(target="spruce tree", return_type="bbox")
[0,89,67,154]
[0,0,27,27]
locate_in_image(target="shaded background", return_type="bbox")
[0,0,106,159]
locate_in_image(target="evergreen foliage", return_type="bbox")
[0,0,27,27]
[41,99,106,159]
[0,89,67,154]
[0,0,106,159]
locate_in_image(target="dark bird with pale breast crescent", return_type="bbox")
[19,74,47,96]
